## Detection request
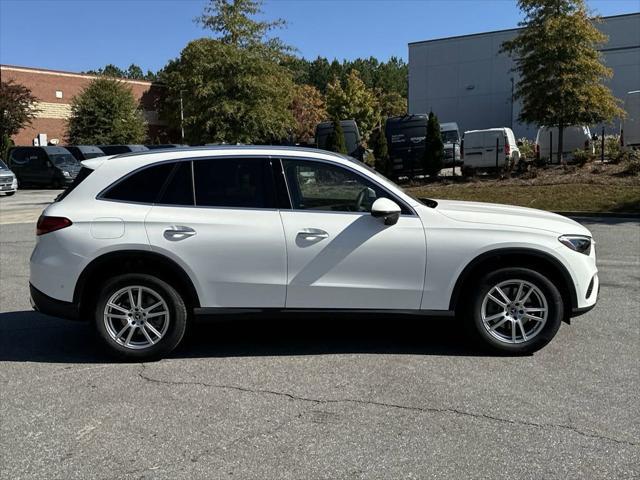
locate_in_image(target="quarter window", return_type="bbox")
[102,162,175,203]
[282,159,394,213]
[193,157,275,208]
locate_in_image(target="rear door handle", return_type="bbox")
[164,225,196,241]
[297,228,329,239]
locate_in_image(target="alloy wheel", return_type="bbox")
[480,279,548,344]
[103,285,170,349]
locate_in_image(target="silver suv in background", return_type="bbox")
[0,159,18,196]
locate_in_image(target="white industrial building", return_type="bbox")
[408,13,640,139]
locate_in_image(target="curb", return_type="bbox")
[555,211,640,219]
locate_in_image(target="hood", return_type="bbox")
[434,199,591,236]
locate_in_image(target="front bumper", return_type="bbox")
[30,283,80,321]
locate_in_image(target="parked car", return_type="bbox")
[30,146,598,360]
[145,144,182,150]
[385,114,428,179]
[462,128,521,170]
[315,120,362,159]
[440,122,461,166]
[535,126,593,163]
[8,146,81,188]
[65,145,105,161]
[621,90,640,149]
[98,145,149,155]
[0,159,18,196]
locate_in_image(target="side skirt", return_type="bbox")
[193,307,455,323]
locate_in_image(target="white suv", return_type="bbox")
[30,146,598,359]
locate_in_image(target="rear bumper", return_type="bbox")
[30,283,80,321]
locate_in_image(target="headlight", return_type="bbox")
[559,235,592,255]
[62,171,71,178]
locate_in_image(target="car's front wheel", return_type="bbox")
[94,274,188,360]
[467,268,563,354]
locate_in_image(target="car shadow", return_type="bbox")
[0,310,492,364]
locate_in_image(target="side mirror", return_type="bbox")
[371,198,401,226]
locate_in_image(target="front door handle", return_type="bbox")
[297,228,329,240]
[164,225,196,241]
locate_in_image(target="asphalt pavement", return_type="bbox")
[0,191,638,479]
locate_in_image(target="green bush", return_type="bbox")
[517,137,535,161]
[572,148,595,167]
[622,150,640,175]
[594,134,622,163]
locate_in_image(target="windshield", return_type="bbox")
[50,154,79,167]
[0,159,8,170]
[83,152,105,159]
[441,130,460,143]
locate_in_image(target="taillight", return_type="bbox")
[461,140,464,159]
[504,142,511,156]
[535,144,540,160]
[36,216,72,236]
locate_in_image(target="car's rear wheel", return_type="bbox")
[467,268,563,354]
[94,274,187,360]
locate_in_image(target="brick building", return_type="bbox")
[1,64,169,146]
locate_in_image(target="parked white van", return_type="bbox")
[462,128,520,169]
[535,126,593,163]
[621,90,640,148]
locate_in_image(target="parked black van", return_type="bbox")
[385,114,428,179]
[65,145,105,161]
[98,145,149,155]
[315,120,362,159]
[8,146,81,187]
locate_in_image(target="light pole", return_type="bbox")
[179,90,185,144]
[510,77,515,129]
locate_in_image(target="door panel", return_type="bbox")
[145,206,287,308]
[280,211,426,309]
[482,132,503,167]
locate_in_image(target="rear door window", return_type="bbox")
[157,161,194,206]
[193,157,275,208]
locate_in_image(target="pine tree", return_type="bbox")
[370,126,391,176]
[502,0,624,163]
[423,112,444,177]
[325,119,347,154]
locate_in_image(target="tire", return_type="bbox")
[94,273,188,360]
[5,191,15,196]
[465,267,563,354]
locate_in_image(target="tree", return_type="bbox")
[324,119,347,154]
[290,84,327,143]
[84,64,157,81]
[369,126,391,176]
[423,111,444,177]
[67,77,147,144]
[1,79,39,143]
[160,38,294,144]
[502,0,624,163]
[196,0,288,54]
[326,70,380,140]
[379,91,407,118]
